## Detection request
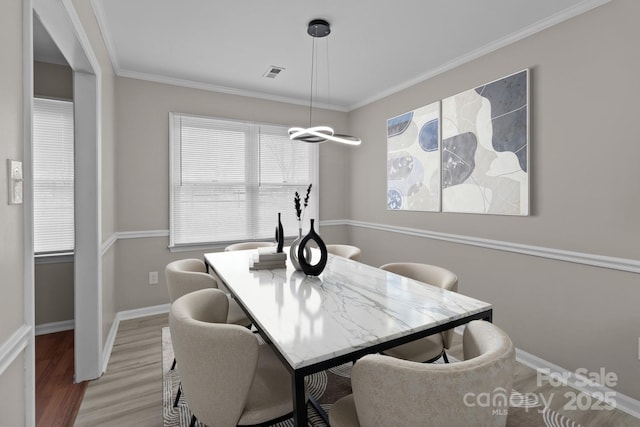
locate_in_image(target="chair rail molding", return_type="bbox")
[101,232,117,255]
[319,219,640,275]
[116,229,170,239]
[0,325,31,376]
[106,222,640,274]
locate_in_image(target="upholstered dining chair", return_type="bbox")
[165,258,250,328]
[170,288,306,427]
[326,244,362,261]
[379,262,458,363]
[329,320,516,427]
[165,258,252,403]
[224,241,275,251]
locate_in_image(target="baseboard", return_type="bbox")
[34,320,74,336]
[116,303,171,321]
[101,303,171,374]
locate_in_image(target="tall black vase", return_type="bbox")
[297,219,327,276]
[275,212,284,253]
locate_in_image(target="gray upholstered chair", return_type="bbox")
[326,244,362,261]
[224,241,275,251]
[329,320,516,427]
[165,258,250,328]
[379,262,458,363]
[169,288,305,427]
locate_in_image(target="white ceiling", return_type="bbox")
[37,0,608,111]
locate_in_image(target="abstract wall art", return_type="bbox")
[386,69,529,216]
[387,101,441,211]
[442,69,529,215]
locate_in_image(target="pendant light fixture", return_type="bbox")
[288,19,361,146]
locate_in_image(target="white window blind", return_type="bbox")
[32,98,75,254]
[170,113,318,247]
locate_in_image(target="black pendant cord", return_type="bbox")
[308,37,316,128]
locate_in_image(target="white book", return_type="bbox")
[256,247,287,262]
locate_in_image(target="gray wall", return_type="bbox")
[114,77,350,310]
[0,0,26,424]
[34,61,72,100]
[347,0,639,400]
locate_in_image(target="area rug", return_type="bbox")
[162,328,582,427]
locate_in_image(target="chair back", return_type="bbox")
[351,320,515,427]
[165,258,217,303]
[169,289,259,427]
[379,262,458,348]
[326,244,362,261]
[224,242,275,251]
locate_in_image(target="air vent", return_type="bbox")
[263,66,285,79]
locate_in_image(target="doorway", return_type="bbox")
[31,0,103,387]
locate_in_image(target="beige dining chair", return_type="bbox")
[326,244,362,261]
[170,288,306,427]
[329,320,515,427]
[165,258,250,328]
[379,262,458,363]
[224,241,275,251]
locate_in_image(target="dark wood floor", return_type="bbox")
[36,330,87,427]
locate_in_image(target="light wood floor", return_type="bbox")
[74,314,168,426]
[75,314,640,426]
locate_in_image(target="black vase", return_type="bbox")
[276,212,284,253]
[297,219,327,276]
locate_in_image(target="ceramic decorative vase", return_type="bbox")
[275,212,284,253]
[297,219,328,276]
[290,223,312,271]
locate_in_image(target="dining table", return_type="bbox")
[204,249,493,426]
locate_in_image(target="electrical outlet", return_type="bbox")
[148,271,158,285]
[638,338,640,361]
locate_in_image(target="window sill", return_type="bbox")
[34,252,74,264]
[168,238,296,254]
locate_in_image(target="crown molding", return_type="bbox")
[348,0,611,111]
[117,69,350,112]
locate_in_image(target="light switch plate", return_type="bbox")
[8,159,23,205]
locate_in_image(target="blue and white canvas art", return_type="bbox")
[387,101,441,211]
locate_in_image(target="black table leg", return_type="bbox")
[292,371,307,426]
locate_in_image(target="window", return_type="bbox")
[169,113,318,248]
[32,98,75,254]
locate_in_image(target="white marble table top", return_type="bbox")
[204,250,491,370]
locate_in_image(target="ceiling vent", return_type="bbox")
[263,66,285,78]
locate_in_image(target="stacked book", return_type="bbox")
[249,247,287,270]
